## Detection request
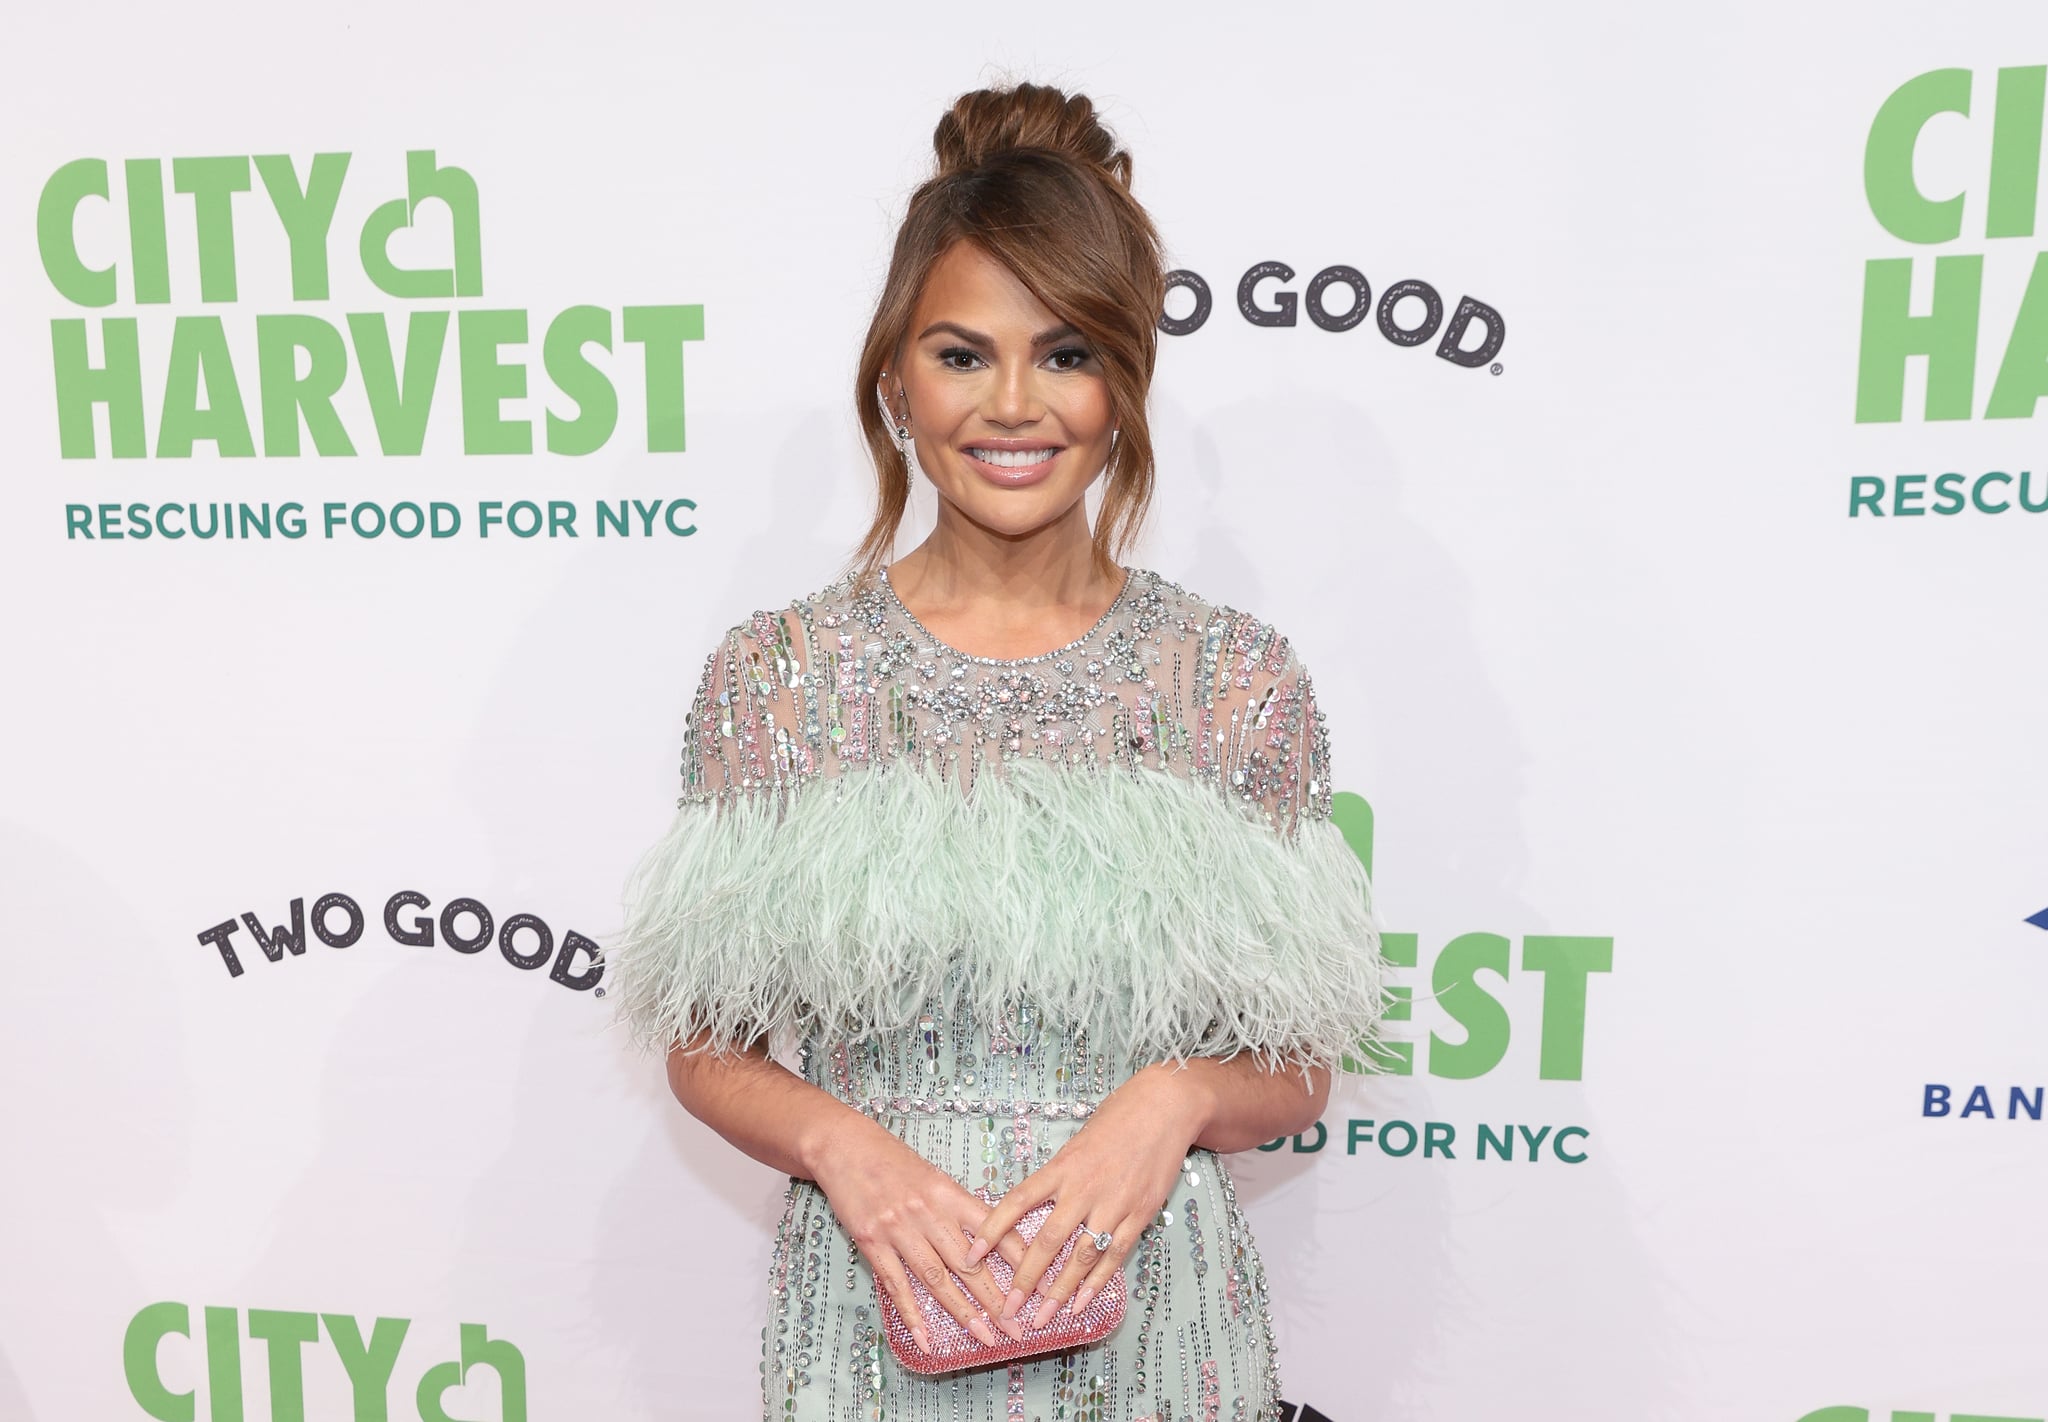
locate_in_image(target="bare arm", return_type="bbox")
[663,1030,1031,1353]
[663,1029,866,1182]
[1145,1051,1331,1155]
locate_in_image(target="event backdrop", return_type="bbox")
[4,3,2046,1419]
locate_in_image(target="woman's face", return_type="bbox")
[885,240,1117,544]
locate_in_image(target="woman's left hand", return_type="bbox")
[963,1062,1210,1328]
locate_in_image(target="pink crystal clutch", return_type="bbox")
[874,1192,1128,1374]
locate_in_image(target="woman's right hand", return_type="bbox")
[811,1115,1029,1354]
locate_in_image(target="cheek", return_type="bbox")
[904,375,969,431]
[1064,383,1116,438]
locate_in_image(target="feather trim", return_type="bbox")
[600,756,1388,1072]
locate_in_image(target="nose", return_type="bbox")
[984,356,1046,428]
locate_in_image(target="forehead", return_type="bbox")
[910,241,1059,333]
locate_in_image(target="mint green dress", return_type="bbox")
[604,565,1386,1422]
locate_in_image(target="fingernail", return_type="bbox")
[969,1317,998,1346]
[913,1324,932,1354]
[1072,1283,1095,1313]
[965,1236,987,1264]
[1030,1295,1058,1328]
[999,1316,1028,1341]
[1000,1290,1023,1321]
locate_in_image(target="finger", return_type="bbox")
[940,1216,1028,1341]
[947,1202,1029,1339]
[1065,1210,1142,1317]
[1024,1218,1111,1328]
[1000,1201,1087,1323]
[866,1248,935,1356]
[930,1207,1012,1325]
[966,1173,1053,1267]
[902,1238,1001,1347]
[986,1228,1026,1272]
[950,1191,1027,1273]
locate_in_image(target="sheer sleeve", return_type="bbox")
[678,635,738,802]
[1178,638,1389,1071]
[1208,641,1336,841]
[600,623,805,1058]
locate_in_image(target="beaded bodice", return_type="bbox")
[680,564,1335,838]
[604,563,1385,1078]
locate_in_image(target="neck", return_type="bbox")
[897,501,1116,603]
[885,502,1126,651]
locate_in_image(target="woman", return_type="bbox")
[604,81,1387,1420]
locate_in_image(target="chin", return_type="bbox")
[932,477,1092,534]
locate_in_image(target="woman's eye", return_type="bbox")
[934,346,1091,371]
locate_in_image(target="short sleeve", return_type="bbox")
[1206,638,1335,842]
[1269,652,1337,838]
[1186,636,1390,1070]
[1294,662,1336,826]
[599,624,803,1057]
[643,605,835,806]
[676,637,735,803]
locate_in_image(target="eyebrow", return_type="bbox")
[916,320,1083,347]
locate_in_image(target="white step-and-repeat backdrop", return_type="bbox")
[4,4,2045,1419]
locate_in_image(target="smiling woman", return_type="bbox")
[915,304,1101,489]
[850,88,1166,605]
[874,239,1128,656]
[602,80,1389,1421]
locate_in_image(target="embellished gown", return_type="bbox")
[604,564,1386,1422]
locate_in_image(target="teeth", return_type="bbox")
[968,447,1058,468]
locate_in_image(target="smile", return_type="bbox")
[960,445,1064,489]
[963,447,1062,468]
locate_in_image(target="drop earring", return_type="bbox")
[878,373,911,447]
[877,376,915,483]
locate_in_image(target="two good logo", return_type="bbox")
[194,889,603,993]
[1159,263,1506,370]
[124,1302,525,1422]
[1260,792,1612,1165]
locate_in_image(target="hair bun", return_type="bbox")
[933,82,1133,187]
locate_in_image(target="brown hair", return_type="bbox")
[846,82,1169,588]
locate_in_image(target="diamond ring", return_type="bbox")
[1079,1224,1114,1253]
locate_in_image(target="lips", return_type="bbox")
[961,446,1062,487]
[963,446,1063,468]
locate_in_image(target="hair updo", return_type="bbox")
[848,81,1169,587]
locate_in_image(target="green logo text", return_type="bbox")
[1331,792,1613,1082]
[39,150,701,459]
[124,1301,525,1422]
[1858,66,2048,422]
